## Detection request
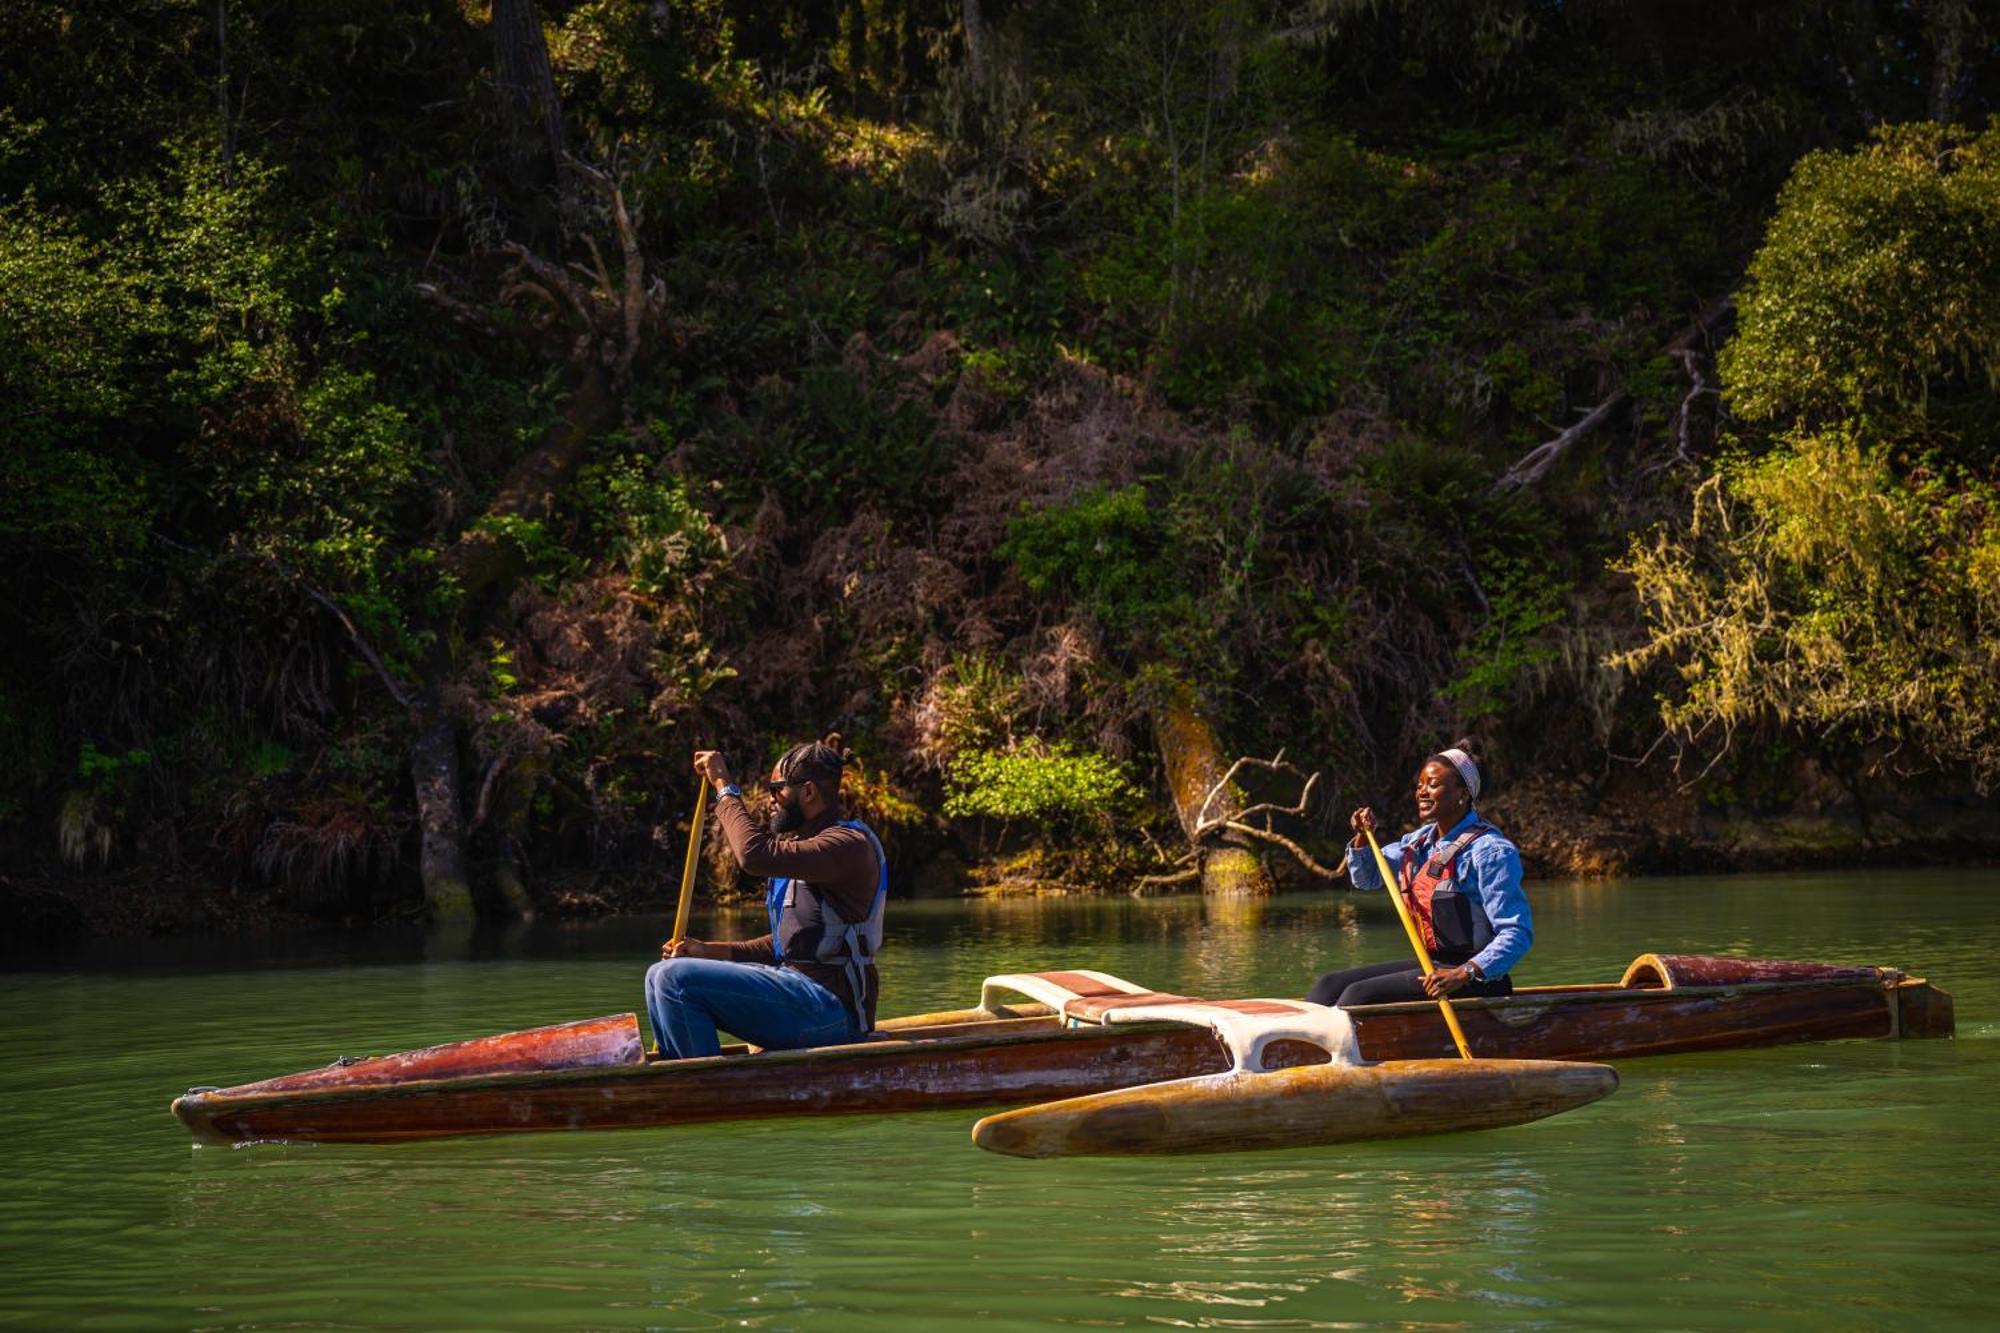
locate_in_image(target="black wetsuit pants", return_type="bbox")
[1306,958,1514,1008]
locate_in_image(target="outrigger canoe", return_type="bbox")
[962,987,1616,1157]
[172,953,1951,1146]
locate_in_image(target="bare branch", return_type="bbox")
[1492,392,1630,493]
[1665,296,1734,465]
[413,281,502,338]
[501,241,596,331]
[565,155,648,383]
[471,753,511,830]
[496,279,562,327]
[1192,751,1315,837]
[579,234,614,297]
[294,582,416,715]
[1228,772,1321,828]
[1672,347,1720,464]
[176,533,418,714]
[612,181,645,381]
[1178,750,1345,883]
[1219,821,1347,880]
[1131,867,1201,896]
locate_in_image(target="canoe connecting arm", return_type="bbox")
[978,969,1361,1070]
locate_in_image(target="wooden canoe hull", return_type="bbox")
[970,1059,1620,1157]
[171,956,1952,1145]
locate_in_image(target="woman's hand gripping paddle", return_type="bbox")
[1363,828,1475,1061]
[669,779,709,948]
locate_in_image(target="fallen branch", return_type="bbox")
[1191,750,1313,835]
[160,532,419,715]
[1218,820,1347,880]
[413,282,502,338]
[1492,392,1630,493]
[1186,751,1345,883]
[1668,296,1733,464]
[1492,297,1735,492]
[1130,867,1202,896]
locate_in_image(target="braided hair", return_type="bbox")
[777,731,855,791]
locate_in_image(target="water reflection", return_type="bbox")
[0,870,1992,1329]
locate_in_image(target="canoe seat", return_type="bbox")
[979,969,1165,1017]
[979,971,1359,1071]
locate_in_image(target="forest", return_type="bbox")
[3,1,1996,937]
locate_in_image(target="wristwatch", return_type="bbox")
[718,783,742,800]
[1463,960,1485,982]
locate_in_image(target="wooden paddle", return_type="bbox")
[668,779,710,948]
[1363,826,1475,1061]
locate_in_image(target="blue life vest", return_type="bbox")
[763,818,888,1026]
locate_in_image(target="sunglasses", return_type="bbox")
[761,778,802,796]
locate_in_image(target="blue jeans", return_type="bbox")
[644,957,857,1059]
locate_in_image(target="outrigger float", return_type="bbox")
[172,953,1951,1151]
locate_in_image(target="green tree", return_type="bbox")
[1720,123,2000,437]
[1619,123,2000,788]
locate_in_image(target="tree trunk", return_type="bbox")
[1152,675,1275,896]
[492,0,565,186]
[1927,0,1969,124]
[411,696,476,918]
[486,754,540,920]
[964,0,987,86]
[214,0,233,179]
[409,367,621,919]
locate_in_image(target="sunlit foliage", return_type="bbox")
[1621,126,2000,788]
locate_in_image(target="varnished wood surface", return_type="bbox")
[171,957,1953,1144]
[970,1058,1621,1157]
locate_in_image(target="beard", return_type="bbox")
[769,798,805,834]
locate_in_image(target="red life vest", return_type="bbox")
[1397,821,1496,955]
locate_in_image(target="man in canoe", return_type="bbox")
[643,733,888,1059]
[1307,739,1531,1008]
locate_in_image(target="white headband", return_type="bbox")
[1438,748,1481,801]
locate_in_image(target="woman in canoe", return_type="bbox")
[1307,739,1531,1008]
[644,734,888,1059]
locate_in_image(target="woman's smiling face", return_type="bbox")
[1414,759,1469,828]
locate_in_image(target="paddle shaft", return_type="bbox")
[1363,827,1475,1060]
[670,781,710,946]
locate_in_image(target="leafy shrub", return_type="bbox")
[1617,431,2000,787]
[704,364,945,516]
[1721,122,2000,436]
[1621,122,2000,788]
[913,654,1024,770]
[1002,484,1187,639]
[0,205,157,561]
[943,740,1137,828]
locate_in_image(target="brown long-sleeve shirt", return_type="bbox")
[712,795,883,1026]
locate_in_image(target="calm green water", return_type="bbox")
[2,871,1995,1330]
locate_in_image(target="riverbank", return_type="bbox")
[1493,776,2000,880]
[7,786,1995,943]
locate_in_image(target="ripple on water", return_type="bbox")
[0,869,1994,1329]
